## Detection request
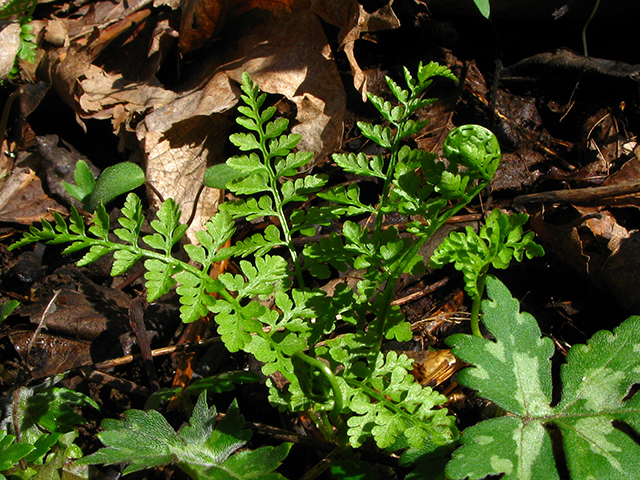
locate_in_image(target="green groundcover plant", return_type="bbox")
[429,208,545,337]
[6,65,640,479]
[63,159,146,212]
[0,378,97,479]
[10,64,496,461]
[79,392,291,480]
[445,275,640,480]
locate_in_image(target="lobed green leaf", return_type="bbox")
[446,276,640,480]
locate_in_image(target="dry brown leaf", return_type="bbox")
[0,22,20,80]
[0,168,66,224]
[21,272,131,341]
[139,6,345,241]
[600,232,640,311]
[9,330,94,378]
[178,0,295,54]
[530,205,640,312]
[137,73,237,241]
[42,0,346,243]
[601,156,640,208]
[77,65,179,127]
[337,0,400,99]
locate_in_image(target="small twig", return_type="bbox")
[391,277,448,306]
[80,367,151,397]
[513,182,640,209]
[243,419,400,468]
[27,290,61,357]
[299,448,346,480]
[91,337,221,370]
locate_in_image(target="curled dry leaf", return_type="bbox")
[336,0,400,99]
[531,207,640,312]
[528,152,640,312]
[41,0,351,243]
[139,5,346,241]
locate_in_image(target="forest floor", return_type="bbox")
[2,0,640,478]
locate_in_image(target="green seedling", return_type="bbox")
[79,392,292,480]
[429,209,544,337]
[445,275,640,480]
[11,65,500,461]
[472,0,491,18]
[63,159,145,212]
[0,300,19,324]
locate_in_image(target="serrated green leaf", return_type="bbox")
[233,224,283,257]
[230,132,261,151]
[0,0,37,18]
[144,259,180,301]
[176,271,221,323]
[357,122,393,149]
[342,350,457,451]
[280,175,327,204]
[274,151,313,177]
[317,183,376,216]
[268,133,300,157]
[143,198,187,254]
[386,76,409,103]
[332,152,386,179]
[80,392,291,479]
[77,244,111,267]
[446,276,640,480]
[89,203,110,240]
[430,210,544,301]
[443,124,501,181]
[111,249,141,276]
[416,61,458,86]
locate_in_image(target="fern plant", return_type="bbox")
[10,65,500,460]
[429,209,544,337]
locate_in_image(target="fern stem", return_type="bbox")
[293,351,343,421]
[469,274,487,338]
[374,139,400,236]
[582,0,601,57]
[372,182,489,348]
[256,123,305,287]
